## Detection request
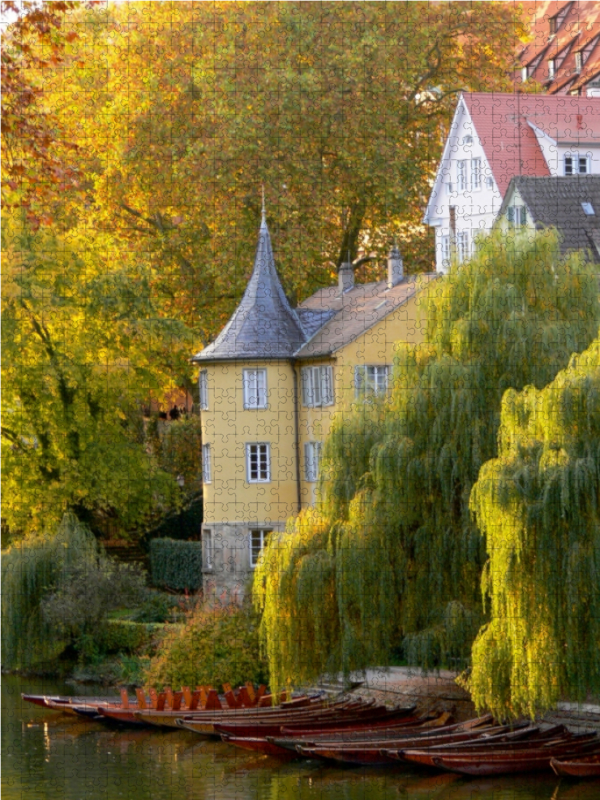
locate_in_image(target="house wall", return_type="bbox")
[199,359,298,600]
[496,186,536,234]
[426,99,503,273]
[296,289,430,508]
[529,125,600,176]
[198,286,431,599]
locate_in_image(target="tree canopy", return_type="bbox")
[254,229,600,693]
[469,334,600,718]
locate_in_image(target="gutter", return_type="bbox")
[292,362,302,515]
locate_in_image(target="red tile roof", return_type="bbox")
[462,92,600,195]
[517,1,600,95]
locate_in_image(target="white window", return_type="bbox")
[246,443,270,483]
[575,51,582,73]
[249,529,271,568]
[441,234,450,267]
[564,154,590,175]
[202,444,212,483]
[243,369,267,409]
[199,370,209,410]
[456,231,469,262]
[582,202,595,216]
[456,160,467,192]
[301,365,334,408]
[471,158,481,190]
[355,365,390,398]
[506,206,527,227]
[522,66,529,83]
[548,59,555,79]
[304,441,323,483]
[203,529,213,570]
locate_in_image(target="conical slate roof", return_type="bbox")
[192,217,307,362]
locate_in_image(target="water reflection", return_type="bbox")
[3,676,599,800]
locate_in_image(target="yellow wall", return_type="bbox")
[199,287,430,522]
[199,360,299,527]
[295,291,429,507]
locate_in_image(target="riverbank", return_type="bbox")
[324,666,600,733]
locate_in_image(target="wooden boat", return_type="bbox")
[214,706,416,739]
[400,732,599,776]
[275,710,450,738]
[269,713,496,752]
[296,724,517,766]
[550,751,600,778]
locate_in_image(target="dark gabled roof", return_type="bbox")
[499,175,600,262]
[192,217,307,362]
[294,274,439,360]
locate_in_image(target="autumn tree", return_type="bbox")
[254,229,599,692]
[1,212,193,537]
[27,1,529,339]
[469,335,600,718]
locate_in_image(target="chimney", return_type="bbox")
[338,261,354,292]
[387,243,403,288]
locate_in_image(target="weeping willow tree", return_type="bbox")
[1,513,99,670]
[254,229,600,693]
[469,336,600,718]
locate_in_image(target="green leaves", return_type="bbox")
[255,228,600,691]
[470,336,600,717]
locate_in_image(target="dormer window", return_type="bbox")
[564,154,590,175]
[548,60,555,79]
[522,66,529,83]
[549,3,571,36]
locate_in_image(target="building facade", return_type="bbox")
[423,92,600,272]
[497,174,600,262]
[517,1,600,96]
[192,213,436,600]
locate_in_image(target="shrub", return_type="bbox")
[128,590,178,623]
[145,602,268,690]
[149,538,202,592]
[96,620,167,656]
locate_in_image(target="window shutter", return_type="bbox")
[301,368,311,406]
[258,369,267,407]
[355,366,364,397]
[507,206,514,224]
[520,207,527,226]
[321,367,333,406]
[312,367,321,406]
[199,370,208,410]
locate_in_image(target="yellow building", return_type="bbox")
[192,211,437,599]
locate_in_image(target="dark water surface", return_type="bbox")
[3,675,598,800]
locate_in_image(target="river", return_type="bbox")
[3,675,598,800]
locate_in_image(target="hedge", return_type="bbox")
[97,620,171,656]
[149,538,202,592]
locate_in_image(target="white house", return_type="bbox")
[424,92,600,272]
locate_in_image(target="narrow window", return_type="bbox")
[304,441,323,483]
[246,443,270,483]
[456,231,469,262]
[578,156,588,174]
[441,234,451,267]
[199,370,209,411]
[548,59,555,79]
[202,443,212,483]
[355,365,391,398]
[243,368,267,409]
[565,156,574,175]
[301,366,334,407]
[203,529,213,570]
[575,52,582,73]
[522,66,529,83]
[471,158,481,190]
[519,207,528,226]
[456,160,467,192]
[249,529,271,568]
